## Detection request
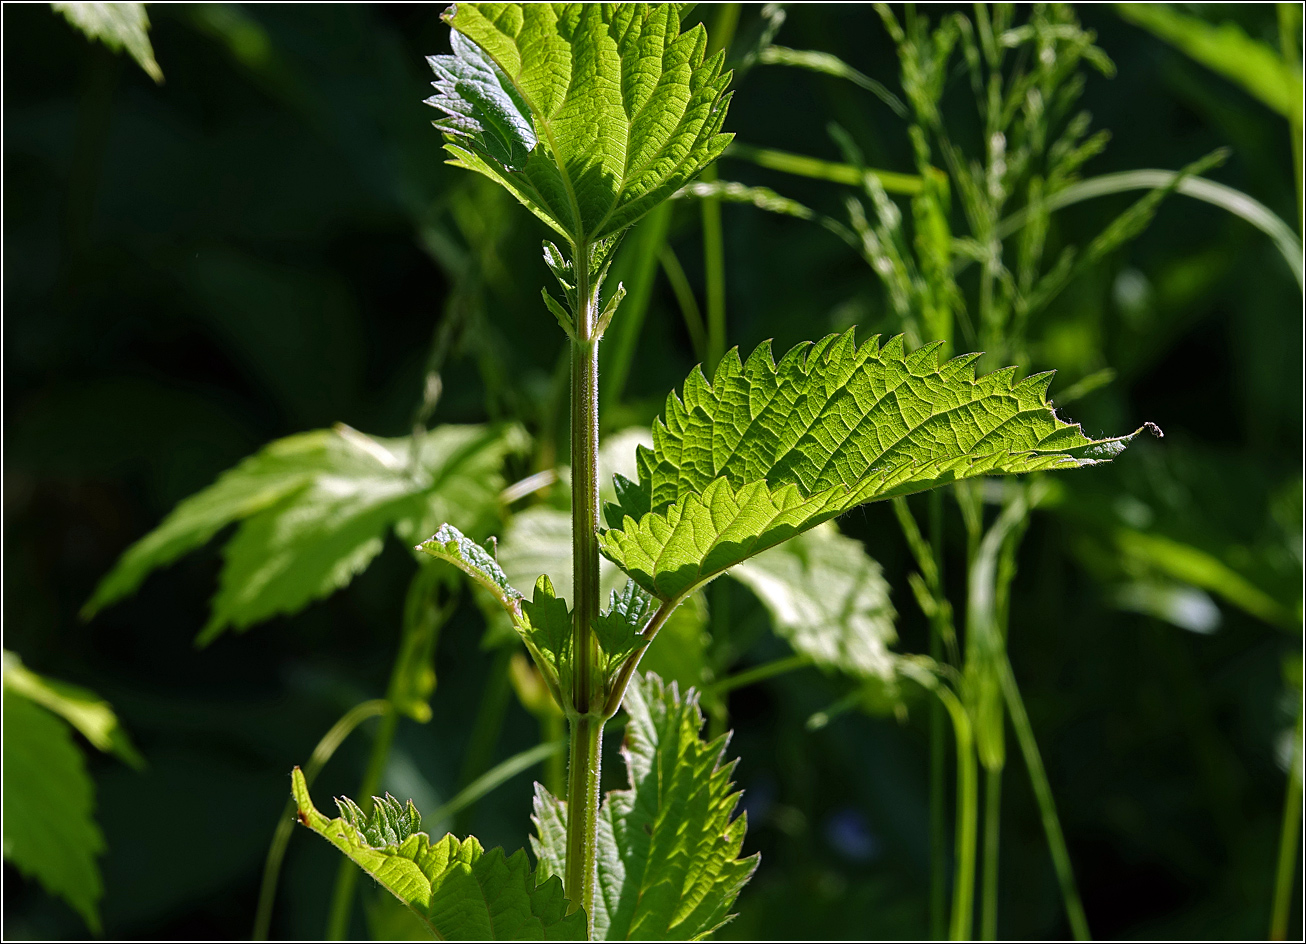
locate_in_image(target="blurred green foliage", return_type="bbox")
[3,3,1300,940]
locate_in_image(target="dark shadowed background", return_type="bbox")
[4,3,1302,940]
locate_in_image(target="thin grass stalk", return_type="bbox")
[254,699,388,940]
[929,489,948,940]
[999,653,1090,940]
[324,703,399,939]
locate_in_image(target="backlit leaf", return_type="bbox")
[426,3,733,243]
[601,332,1150,600]
[53,2,163,83]
[729,523,896,681]
[292,768,585,940]
[531,673,756,940]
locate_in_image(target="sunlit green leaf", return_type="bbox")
[531,673,757,940]
[417,524,571,706]
[292,768,585,940]
[426,3,733,243]
[601,332,1149,600]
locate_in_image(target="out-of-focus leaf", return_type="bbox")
[3,689,105,932]
[85,424,524,643]
[729,523,896,681]
[52,2,163,82]
[1115,529,1296,629]
[1110,581,1222,634]
[1117,4,1303,119]
[2,650,143,768]
[531,673,757,940]
[676,179,816,221]
[292,768,585,940]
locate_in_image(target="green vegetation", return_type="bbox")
[5,3,1300,940]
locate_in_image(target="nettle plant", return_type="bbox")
[294,5,1148,939]
[85,5,1156,941]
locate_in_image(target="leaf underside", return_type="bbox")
[532,673,757,940]
[85,424,521,643]
[53,2,163,83]
[729,523,897,681]
[292,768,585,941]
[601,331,1143,600]
[426,3,733,243]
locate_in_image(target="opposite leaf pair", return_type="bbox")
[418,524,652,716]
[292,673,755,940]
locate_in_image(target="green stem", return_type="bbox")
[564,239,604,930]
[707,579,733,740]
[564,714,604,923]
[1279,3,1303,234]
[323,566,448,938]
[253,699,387,940]
[980,765,1002,940]
[324,702,399,939]
[698,4,737,379]
[999,653,1090,940]
[1270,700,1304,940]
[659,244,707,361]
[603,203,673,411]
[935,685,978,942]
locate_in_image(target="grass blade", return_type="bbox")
[997,170,1304,291]
[726,142,923,193]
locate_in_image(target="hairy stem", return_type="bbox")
[999,653,1090,940]
[1270,699,1303,940]
[254,699,387,940]
[564,714,604,923]
[564,241,603,927]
